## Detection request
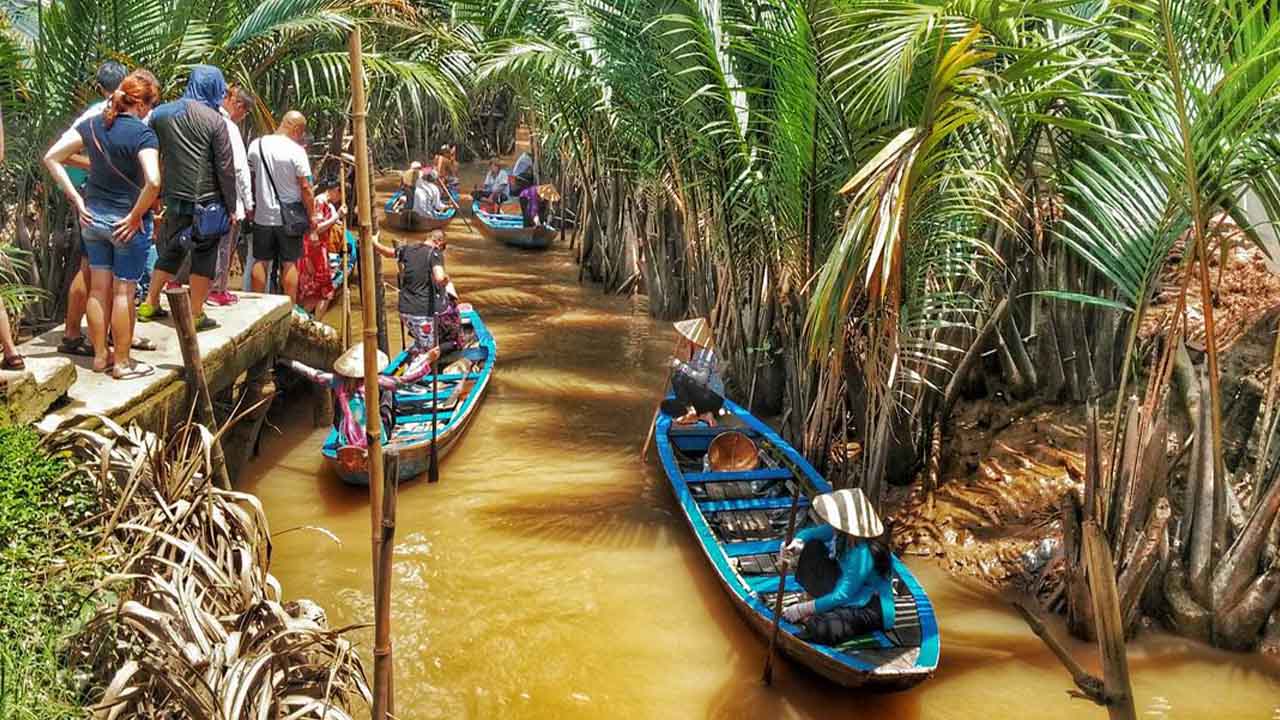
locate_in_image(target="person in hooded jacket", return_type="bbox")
[137,65,237,332]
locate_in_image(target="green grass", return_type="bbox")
[0,426,101,719]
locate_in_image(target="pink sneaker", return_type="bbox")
[164,280,181,290]
[206,290,238,307]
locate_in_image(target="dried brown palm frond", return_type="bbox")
[45,417,370,719]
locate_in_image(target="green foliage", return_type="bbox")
[0,426,101,719]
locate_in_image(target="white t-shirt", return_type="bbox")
[72,100,108,129]
[221,109,252,219]
[482,168,509,193]
[413,178,446,215]
[247,134,311,226]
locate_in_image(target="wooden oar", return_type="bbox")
[640,337,685,461]
[427,283,440,484]
[763,484,804,686]
[436,177,481,236]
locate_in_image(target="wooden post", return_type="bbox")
[1083,521,1137,720]
[349,27,393,720]
[340,158,352,348]
[377,451,399,718]
[165,286,232,491]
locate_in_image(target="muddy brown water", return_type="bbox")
[240,166,1280,719]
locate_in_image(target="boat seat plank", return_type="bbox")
[734,551,779,576]
[746,574,802,594]
[684,468,792,483]
[698,496,806,514]
[668,426,761,439]
[723,539,785,558]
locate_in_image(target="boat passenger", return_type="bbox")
[283,343,438,452]
[413,169,447,218]
[374,229,461,369]
[476,158,510,211]
[779,488,896,643]
[510,151,535,195]
[662,318,725,426]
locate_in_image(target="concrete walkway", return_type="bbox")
[26,292,293,434]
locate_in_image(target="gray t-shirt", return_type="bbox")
[247,134,311,226]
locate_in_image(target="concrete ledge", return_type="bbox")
[28,293,293,434]
[0,356,77,425]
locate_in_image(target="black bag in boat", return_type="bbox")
[797,540,841,598]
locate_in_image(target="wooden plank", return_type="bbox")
[723,540,785,558]
[698,496,807,513]
[684,468,792,483]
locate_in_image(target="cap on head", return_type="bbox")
[96,61,128,94]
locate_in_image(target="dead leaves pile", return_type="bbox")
[47,418,370,719]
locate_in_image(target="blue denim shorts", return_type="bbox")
[82,211,154,283]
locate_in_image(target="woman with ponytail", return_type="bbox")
[44,69,161,379]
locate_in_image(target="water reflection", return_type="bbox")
[239,166,1280,719]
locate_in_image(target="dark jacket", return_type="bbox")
[149,67,235,214]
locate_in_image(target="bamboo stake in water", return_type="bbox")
[165,286,231,490]
[349,27,393,720]
[340,154,352,348]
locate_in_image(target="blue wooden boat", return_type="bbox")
[384,190,457,232]
[472,200,555,249]
[654,398,940,690]
[323,306,496,485]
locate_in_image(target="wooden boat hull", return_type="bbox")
[323,307,496,485]
[472,201,555,249]
[383,191,457,232]
[654,400,940,690]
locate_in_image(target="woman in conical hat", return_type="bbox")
[778,488,898,643]
[282,343,439,457]
[662,317,727,426]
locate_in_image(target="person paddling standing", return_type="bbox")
[373,229,458,371]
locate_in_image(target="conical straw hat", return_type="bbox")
[673,318,714,349]
[537,184,562,202]
[334,344,389,379]
[812,488,884,538]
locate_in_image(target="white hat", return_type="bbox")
[334,344,389,379]
[673,318,714,349]
[812,488,884,538]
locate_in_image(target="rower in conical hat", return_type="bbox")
[281,343,439,470]
[777,487,899,644]
[662,317,727,426]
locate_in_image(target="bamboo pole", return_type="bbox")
[164,287,231,490]
[379,451,399,718]
[340,157,352,348]
[349,28,393,720]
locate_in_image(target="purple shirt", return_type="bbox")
[519,185,540,222]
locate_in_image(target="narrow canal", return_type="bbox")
[240,162,1280,719]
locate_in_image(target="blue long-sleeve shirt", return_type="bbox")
[795,524,896,628]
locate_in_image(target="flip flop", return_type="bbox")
[2,354,25,371]
[111,361,155,380]
[57,336,95,357]
[131,336,158,351]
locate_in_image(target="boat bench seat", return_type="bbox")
[698,496,807,514]
[685,468,791,484]
[746,573,803,595]
[723,539,784,558]
[668,426,761,439]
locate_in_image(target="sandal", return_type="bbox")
[111,361,155,380]
[57,335,95,357]
[195,315,220,332]
[131,336,158,351]
[2,354,25,371]
[137,303,169,322]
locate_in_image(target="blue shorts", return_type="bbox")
[82,211,154,283]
